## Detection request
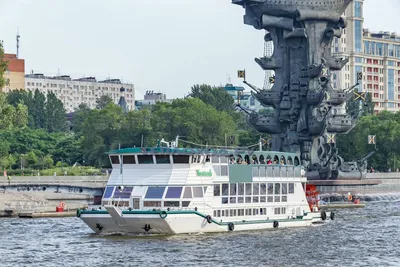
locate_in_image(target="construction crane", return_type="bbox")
[263,31,274,90]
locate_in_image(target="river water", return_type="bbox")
[0,201,399,267]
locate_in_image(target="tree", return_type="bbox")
[96,95,113,109]
[0,42,8,89]
[190,84,235,112]
[0,93,28,129]
[118,108,153,148]
[81,104,124,166]
[32,89,46,129]
[72,103,91,134]
[45,92,67,132]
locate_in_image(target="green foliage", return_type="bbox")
[96,95,113,109]
[0,42,8,89]
[32,89,46,129]
[190,84,234,112]
[0,93,28,129]
[45,92,67,132]
[72,103,91,134]
[337,111,400,172]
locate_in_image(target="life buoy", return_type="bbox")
[330,212,335,220]
[228,222,234,231]
[348,195,353,201]
[273,221,279,228]
[160,211,168,219]
[60,202,66,208]
[205,215,212,224]
[321,211,327,221]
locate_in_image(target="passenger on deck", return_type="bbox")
[267,159,272,165]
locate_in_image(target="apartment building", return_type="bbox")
[332,0,400,112]
[25,74,135,113]
[2,53,25,92]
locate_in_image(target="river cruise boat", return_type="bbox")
[77,144,334,234]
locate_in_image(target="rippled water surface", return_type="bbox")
[0,201,399,267]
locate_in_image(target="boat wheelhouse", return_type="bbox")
[77,146,333,234]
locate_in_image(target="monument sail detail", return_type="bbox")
[232,0,371,180]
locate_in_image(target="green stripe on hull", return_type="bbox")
[78,209,311,226]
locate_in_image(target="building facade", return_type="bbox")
[135,91,172,110]
[2,53,25,92]
[224,84,266,112]
[332,0,400,112]
[25,74,135,112]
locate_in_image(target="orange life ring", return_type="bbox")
[347,195,353,201]
[60,202,66,208]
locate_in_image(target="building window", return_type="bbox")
[354,20,362,53]
[354,1,362,18]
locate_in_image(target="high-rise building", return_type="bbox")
[332,0,400,113]
[25,74,135,112]
[2,53,25,92]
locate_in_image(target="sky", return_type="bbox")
[0,0,399,99]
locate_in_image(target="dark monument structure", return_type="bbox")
[232,0,373,180]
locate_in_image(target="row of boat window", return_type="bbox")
[213,207,287,218]
[109,154,300,166]
[222,195,287,204]
[213,183,295,197]
[103,186,208,200]
[229,155,300,166]
[143,201,190,208]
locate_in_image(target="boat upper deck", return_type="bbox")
[108,147,301,167]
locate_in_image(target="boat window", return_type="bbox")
[222,197,228,204]
[213,165,221,176]
[230,197,237,204]
[273,155,279,164]
[113,187,133,199]
[281,207,286,214]
[138,155,154,164]
[252,155,258,164]
[282,183,288,194]
[252,167,259,177]
[229,183,237,196]
[253,183,260,195]
[145,187,166,199]
[237,183,244,195]
[222,184,229,196]
[122,155,135,164]
[245,183,252,195]
[193,187,203,198]
[282,196,288,202]
[274,207,281,214]
[274,196,280,202]
[253,196,259,203]
[222,210,225,217]
[260,183,266,195]
[259,155,265,164]
[221,165,228,176]
[267,183,273,195]
[267,196,273,202]
[244,155,250,164]
[238,209,244,216]
[156,155,171,164]
[245,197,251,203]
[274,183,281,195]
[213,210,217,217]
[173,155,190,164]
[164,201,179,207]
[103,187,114,199]
[294,157,300,166]
[211,156,219,163]
[217,210,221,217]
[259,167,266,177]
[289,183,295,194]
[260,196,266,203]
[238,197,244,203]
[144,201,162,207]
[110,156,119,164]
[183,187,192,198]
[213,184,220,196]
[220,156,228,164]
[245,209,251,216]
[260,208,266,215]
[181,201,191,207]
[165,187,183,198]
[253,208,259,215]
[287,157,293,165]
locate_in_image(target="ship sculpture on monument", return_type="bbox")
[232,0,374,180]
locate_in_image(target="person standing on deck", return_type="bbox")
[7,175,11,185]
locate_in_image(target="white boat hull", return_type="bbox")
[78,209,328,235]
